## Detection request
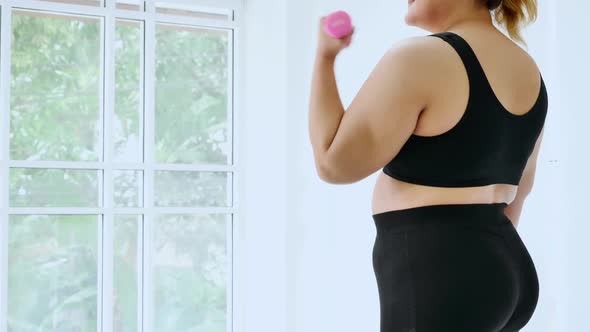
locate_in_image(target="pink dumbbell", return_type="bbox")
[323,10,353,39]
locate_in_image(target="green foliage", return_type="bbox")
[114,21,142,163]
[155,25,229,164]
[11,11,101,162]
[8,215,99,332]
[154,214,227,332]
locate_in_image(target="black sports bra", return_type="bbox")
[382,31,548,187]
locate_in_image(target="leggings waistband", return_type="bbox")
[372,202,510,233]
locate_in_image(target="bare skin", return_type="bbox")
[372,1,543,221]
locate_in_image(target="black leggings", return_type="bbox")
[371,203,539,332]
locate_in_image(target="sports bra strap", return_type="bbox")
[428,31,491,95]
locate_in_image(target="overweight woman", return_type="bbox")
[308,0,546,331]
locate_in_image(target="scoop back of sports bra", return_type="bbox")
[382,31,548,188]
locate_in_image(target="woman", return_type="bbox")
[308,0,546,331]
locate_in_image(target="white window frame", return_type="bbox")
[0,1,245,331]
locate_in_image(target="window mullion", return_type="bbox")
[232,4,244,331]
[102,1,115,332]
[0,5,13,332]
[227,19,235,332]
[143,1,156,332]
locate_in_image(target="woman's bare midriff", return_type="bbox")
[371,171,518,215]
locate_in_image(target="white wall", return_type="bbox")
[235,0,287,331]
[551,1,590,330]
[239,0,585,331]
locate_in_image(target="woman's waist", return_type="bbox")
[372,174,517,215]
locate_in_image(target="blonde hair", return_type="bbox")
[489,0,538,47]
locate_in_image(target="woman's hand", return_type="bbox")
[316,16,355,60]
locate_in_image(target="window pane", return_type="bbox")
[9,168,100,207]
[8,215,99,332]
[154,213,228,331]
[154,171,230,207]
[116,0,144,11]
[115,20,143,163]
[155,24,230,164]
[114,214,141,332]
[114,170,143,208]
[155,2,231,20]
[11,10,102,162]
[39,0,103,6]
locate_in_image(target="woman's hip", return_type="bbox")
[371,202,539,331]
